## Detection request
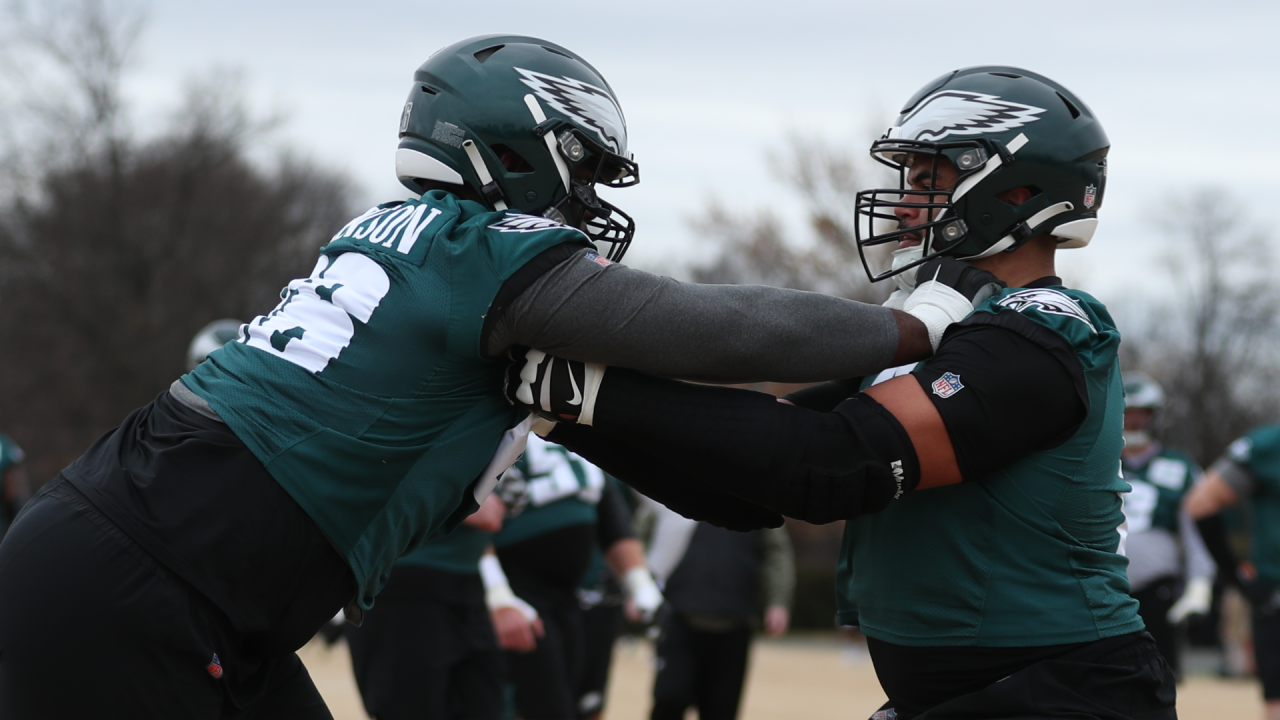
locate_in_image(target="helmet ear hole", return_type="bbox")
[491,145,535,173]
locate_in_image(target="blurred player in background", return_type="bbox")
[574,475,645,720]
[644,504,794,720]
[1119,372,1215,679]
[0,33,985,718]
[0,432,29,538]
[344,494,508,720]
[492,435,661,720]
[507,66,1179,719]
[1185,424,1280,720]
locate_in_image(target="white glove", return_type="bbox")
[903,280,974,351]
[623,566,664,623]
[1168,576,1213,623]
[480,554,538,622]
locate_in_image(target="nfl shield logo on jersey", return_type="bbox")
[1083,184,1097,209]
[931,372,964,398]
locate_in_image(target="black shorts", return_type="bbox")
[345,564,505,720]
[1252,585,1280,699]
[0,482,330,719]
[869,632,1176,720]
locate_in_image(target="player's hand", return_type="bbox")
[491,605,545,652]
[764,605,790,637]
[1167,576,1213,623]
[504,347,607,425]
[904,258,1005,350]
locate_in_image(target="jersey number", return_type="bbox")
[244,253,391,373]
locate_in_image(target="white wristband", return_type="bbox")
[479,555,539,621]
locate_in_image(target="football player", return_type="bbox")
[1185,425,1280,720]
[508,67,1179,718]
[0,35,986,718]
[1119,372,1215,680]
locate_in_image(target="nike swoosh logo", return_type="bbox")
[567,367,583,406]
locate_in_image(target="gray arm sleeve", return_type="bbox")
[485,248,899,382]
[1179,506,1217,582]
[1212,457,1257,498]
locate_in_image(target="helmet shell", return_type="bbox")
[396,35,630,215]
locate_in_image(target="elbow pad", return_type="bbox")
[761,394,919,524]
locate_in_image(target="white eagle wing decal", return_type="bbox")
[896,91,1047,143]
[995,288,1097,333]
[515,67,626,153]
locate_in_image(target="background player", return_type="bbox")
[1120,372,1215,679]
[1185,423,1280,720]
[344,494,508,720]
[644,504,794,720]
[491,435,660,720]
[507,66,1178,718]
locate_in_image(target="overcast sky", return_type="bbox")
[100,0,1280,296]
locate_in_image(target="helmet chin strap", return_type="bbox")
[523,94,572,194]
[891,245,925,292]
[462,140,507,211]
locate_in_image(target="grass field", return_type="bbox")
[299,633,1265,719]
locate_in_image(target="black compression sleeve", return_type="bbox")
[593,477,636,548]
[1195,514,1242,589]
[546,424,783,532]
[588,371,920,524]
[913,316,1086,482]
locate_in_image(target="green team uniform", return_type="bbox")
[182,190,587,608]
[397,524,493,576]
[1223,425,1280,584]
[495,436,605,549]
[1122,448,1200,537]
[838,285,1143,647]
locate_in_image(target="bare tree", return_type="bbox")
[0,1,357,484]
[1125,188,1280,465]
[687,133,893,303]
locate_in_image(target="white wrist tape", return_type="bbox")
[480,555,538,621]
[578,363,607,426]
[882,289,909,310]
[903,280,974,351]
[623,567,664,619]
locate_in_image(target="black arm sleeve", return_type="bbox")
[584,371,920,524]
[1195,514,1242,589]
[911,313,1087,482]
[594,476,636,549]
[547,424,784,532]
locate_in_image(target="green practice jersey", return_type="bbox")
[182,190,587,608]
[1122,446,1200,536]
[1224,424,1280,584]
[495,435,603,548]
[838,285,1142,647]
[396,524,493,576]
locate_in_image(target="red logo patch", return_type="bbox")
[206,653,223,679]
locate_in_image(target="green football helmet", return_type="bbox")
[187,318,244,369]
[396,35,639,260]
[855,66,1109,283]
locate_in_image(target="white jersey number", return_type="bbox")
[245,253,391,373]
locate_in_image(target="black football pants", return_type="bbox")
[650,612,752,720]
[0,482,331,720]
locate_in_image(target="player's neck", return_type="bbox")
[971,236,1057,288]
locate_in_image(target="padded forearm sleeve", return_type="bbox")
[590,370,921,524]
[547,424,784,532]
